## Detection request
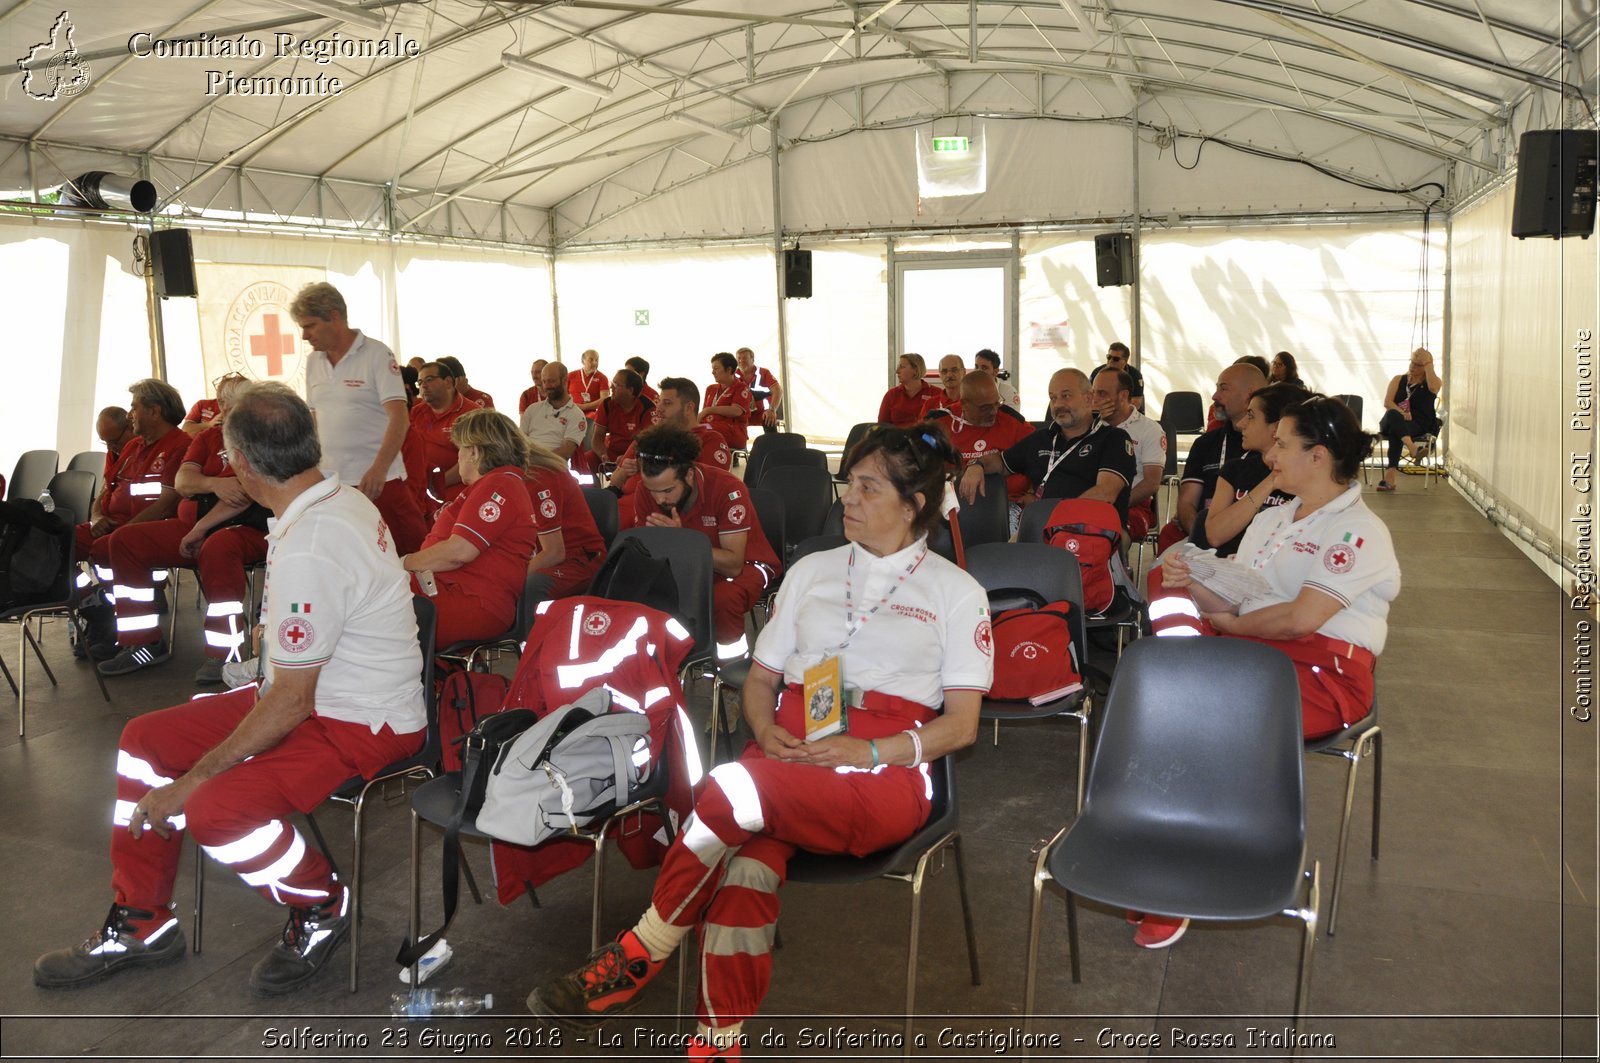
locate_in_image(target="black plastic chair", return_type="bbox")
[747,486,786,637]
[581,485,620,546]
[1305,700,1380,936]
[192,596,440,992]
[7,449,58,503]
[964,543,1100,813]
[1158,391,1205,436]
[1333,394,1364,429]
[762,465,834,562]
[791,534,847,564]
[786,754,979,1052]
[67,451,105,499]
[1,505,109,735]
[46,468,96,528]
[834,423,876,482]
[955,474,1010,548]
[822,498,844,538]
[1023,639,1319,1027]
[743,432,807,490]
[757,447,828,484]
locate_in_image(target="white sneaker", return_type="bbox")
[221,659,260,689]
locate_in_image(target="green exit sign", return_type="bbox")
[931,136,969,153]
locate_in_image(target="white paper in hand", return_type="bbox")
[1174,544,1273,605]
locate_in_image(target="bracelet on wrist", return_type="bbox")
[868,740,881,769]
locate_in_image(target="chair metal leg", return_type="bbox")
[407,808,422,986]
[901,841,938,1054]
[1371,730,1383,860]
[347,789,369,992]
[16,624,27,736]
[1324,726,1379,938]
[590,829,609,951]
[951,835,981,987]
[1288,862,1321,1057]
[192,846,205,953]
[22,623,56,686]
[1,651,15,696]
[1064,891,1080,984]
[1073,709,1089,817]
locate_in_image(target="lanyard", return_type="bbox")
[1037,426,1088,499]
[835,543,926,652]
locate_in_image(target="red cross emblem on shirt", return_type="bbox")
[278,617,315,653]
[250,312,296,377]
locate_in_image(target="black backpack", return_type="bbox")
[587,535,680,618]
[0,499,68,610]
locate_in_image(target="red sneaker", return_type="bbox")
[527,930,664,1028]
[1133,914,1189,949]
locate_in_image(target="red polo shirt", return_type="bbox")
[569,370,609,419]
[406,393,476,507]
[184,398,221,428]
[424,467,537,618]
[740,365,779,425]
[930,407,1035,501]
[523,465,607,563]
[518,385,542,414]
[620,464,779,572]
[460,385,494,409]
[176,425,235,525]
[617,424,732,480]
[702,380,752,450]
[878,384,938,427]
[594,395,656,460]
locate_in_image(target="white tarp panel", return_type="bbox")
[553,245,777,405]
[785,240,890,443]
[1448,181,1596,578]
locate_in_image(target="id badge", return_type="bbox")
[802,656,847,741]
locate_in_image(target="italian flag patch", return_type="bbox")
[1342,533,1364,549]
[290,602,312,614]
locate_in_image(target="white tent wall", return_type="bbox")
[785,240,893,441]
[564,117,1435,248]
[552,244,777,403]
[1447,179,1597,585]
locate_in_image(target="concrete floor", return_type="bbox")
[1,473,1593,1060]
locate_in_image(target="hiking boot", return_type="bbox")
[194,657,225,685]
[527,930,664,1028]
[33,904,185,988]
[248,886,350,995]
[1133,914,1189,949]
[222,659,261,689]
[97,640,171,676]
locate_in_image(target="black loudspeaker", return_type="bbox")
[1095,232,1134,286]
[1512,130,1598,239]
[783,248,813,299]
[150,229,197,297]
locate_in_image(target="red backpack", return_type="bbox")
[987,600,1083,704]
[1042,498,1122,614]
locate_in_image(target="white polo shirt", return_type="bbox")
[754,538,992,709]
[305,331,407,484]
[520,398,588,454]
[1235,482,1400,655]
[1115,407,1166,476]
[262,473,426,735]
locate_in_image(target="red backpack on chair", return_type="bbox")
[987,599,1083,703]
[1042,498,1122,615]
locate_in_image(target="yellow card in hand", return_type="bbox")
[802,656,845,741]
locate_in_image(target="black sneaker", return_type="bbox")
[527,930,664,1028]
[97,640,171,676]
[248,888,350,995]
[34,904,185,988]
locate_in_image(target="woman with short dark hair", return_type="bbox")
[530,423,992,1061]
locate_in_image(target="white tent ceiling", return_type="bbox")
[3,1,1595,246]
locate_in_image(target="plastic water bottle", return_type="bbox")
[37,488,54,513]
[389,987,494,1020]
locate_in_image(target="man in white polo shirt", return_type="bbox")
[520,359,588,460]
[294,281,427,554]
[34,382,426,996]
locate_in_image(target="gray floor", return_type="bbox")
[1,472,1594,1061]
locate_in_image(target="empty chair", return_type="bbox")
[743,431,806,489]
[756,447,828,484]
[1158,391,1205,436]
[8,450,59,503]
[955,474,1010,548]
[581,485,620,546]
[45,468,97,528]
[834,422,876,482]
[762,465,834,561]
[67,451,106,499]
[1024,639,1319,1025]
[1333,393,1364,428]
[822,497,844,538]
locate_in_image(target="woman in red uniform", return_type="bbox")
[523,438,607,599]
[877,353,936,427]
[401,409,538,646]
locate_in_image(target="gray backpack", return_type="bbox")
[475,688,653,847]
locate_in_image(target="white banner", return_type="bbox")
[196,264,327,398]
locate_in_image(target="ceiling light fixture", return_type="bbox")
[282,0,385,31]
[670,112,742,143]
[500,53,615,98]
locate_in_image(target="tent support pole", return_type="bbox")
[1129,103,1143,368]
[770,120,792,430]
[142,226,168,382]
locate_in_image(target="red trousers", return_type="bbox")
[1155,518,1187,554]
[712,564,772,657]
[108,518,266,655]
[1145,569,1374,739]
[376,478,427,557]
[651,691,932,1028]
[74,522,116,585]
[412,580,513,648]
[111,688,422,910]
[531,550,603,602]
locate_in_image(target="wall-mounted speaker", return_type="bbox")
[783,248,813,299]
[1094,232,1134,287]
[1511,130,1598,239]
[150,229,197,298]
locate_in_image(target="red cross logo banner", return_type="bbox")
[278,617,315,653]
[250,312,295,377]
[201,267,326,398]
